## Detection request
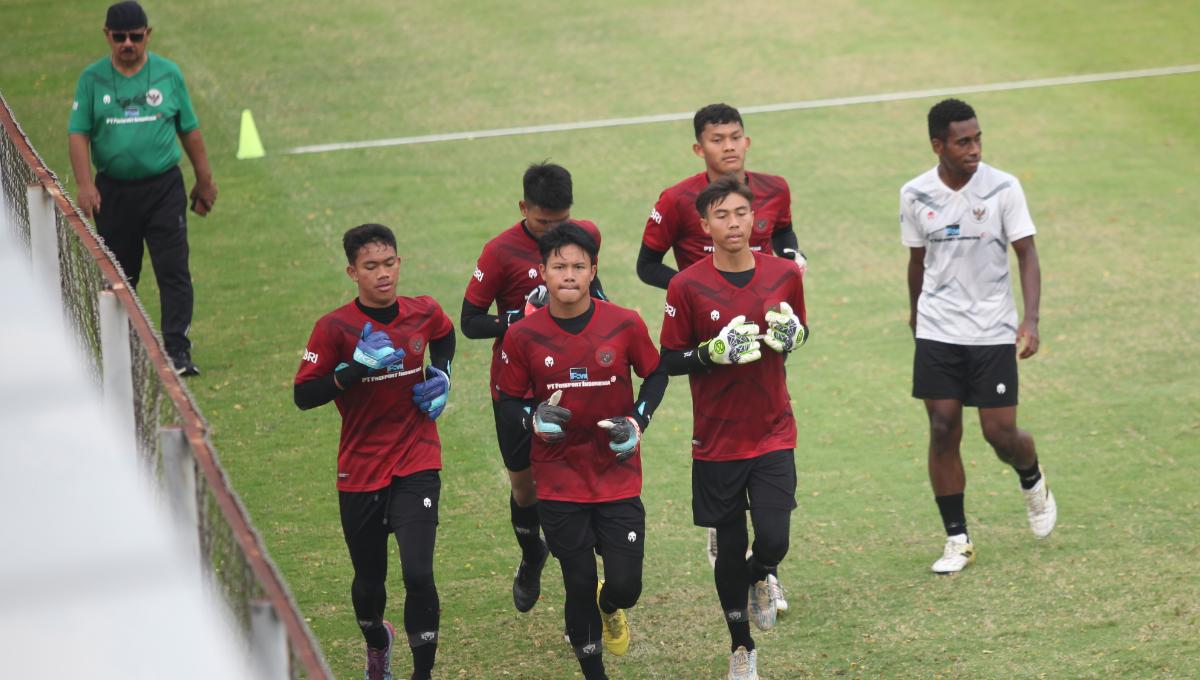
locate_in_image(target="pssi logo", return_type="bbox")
[971,205,988,223]
[302,349,319,364]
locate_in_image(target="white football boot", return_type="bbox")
[707,527,719,569]
[766,573,788,614]
[931,533,975,574]
[1022,471,1058,539]
[727,646,759,680]
[748,579,777,631]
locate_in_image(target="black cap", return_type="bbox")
[106,1,148,30]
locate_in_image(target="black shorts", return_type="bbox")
[339,470,442,540]
[492,399,533,472]
[692,450,797,527]
[538,498,646,560]
[913,339,1019,408]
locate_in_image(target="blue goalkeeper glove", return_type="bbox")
[597,416,641,462]
[352,322,405,370]
[533,389,571,443]
[412,366,451,420]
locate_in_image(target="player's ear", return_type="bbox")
[930,136,943,156]
[539,262,547,279]
[345,264,356,281]
[744,134,751,150]
[519,200,529,219]
[692,142,704,158]
[699,217,711,236]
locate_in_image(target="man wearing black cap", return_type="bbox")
[68,0,217,376]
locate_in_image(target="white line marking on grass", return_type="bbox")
[283,64,1200,155]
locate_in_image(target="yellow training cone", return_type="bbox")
[236,109,265,159]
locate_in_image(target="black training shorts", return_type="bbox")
[913,338,1019,408]
[492,398,533,472]
[538,497,646,560]
[692,449,797,528]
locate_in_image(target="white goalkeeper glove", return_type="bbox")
[699,315,761,365]
[763,302,807,353]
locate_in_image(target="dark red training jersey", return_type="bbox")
[295,296,454,492]
[498,301,659,503]
[642,171,792,272]
[660,251,805,462]
[464,219,602,400]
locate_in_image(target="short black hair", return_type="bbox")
[695,175,755,218]
[523,162,573,211]
[538,221,598,265]
[693,103,744,139]
[928,98,977,141]
[342,223,397,264]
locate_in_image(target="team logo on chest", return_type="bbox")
[544,355,555,367]
[710,310,721,322]
[971,204,988,223]
[596,347,615,367]
[145,88,163,107]
[409,335,425,353]
[754,219,768,232]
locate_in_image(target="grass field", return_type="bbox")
[3,1,1199,677]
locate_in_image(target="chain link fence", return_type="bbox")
[0,91,331,680]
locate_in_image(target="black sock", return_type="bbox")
[579,655,608,680]
[410,642,436,679]
[727,619,754,653]
[934,493,968,537]
[510,495,544,561]
[1015,459,1042,490]
[359,620,389,651]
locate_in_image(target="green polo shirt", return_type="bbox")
[68,53,199,181]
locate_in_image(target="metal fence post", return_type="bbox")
[98,288,136,438]
[250,599,290,680]
[159,425,201,561]
[26,183,62,309]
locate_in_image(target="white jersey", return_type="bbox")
[900,162,1036,345]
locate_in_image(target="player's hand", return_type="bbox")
[523,284,549,316]
[502,309,524,330]
[190,179,218,217]
[700,315,761,365]
[1017,319,1039,359]
[412,366,451,420]
[782,248,807,277]
[352,322,405,370]
[597,416,641,462]
[763,302,807,353]
[77,183,101,220]
[533,389,571,443]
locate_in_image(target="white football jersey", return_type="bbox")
[900,162,1036,345]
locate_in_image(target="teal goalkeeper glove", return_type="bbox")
[699,315,761,365]
[763,302,807,353]
[533,389,571,443]
[412,366,450,420]
[597,416,641,462]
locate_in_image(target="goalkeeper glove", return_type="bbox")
[533,389,571,443]
[763,302,807,353]
[699,315,761,365]
[597,416,641,462]
[781,247,807,277]
[523,284,549,316]
[412,366,451,420]
[352,322,405,370]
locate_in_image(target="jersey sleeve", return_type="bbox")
[641,189,677,252]
[174,68,199,134]
[295,317,343,384]
[899,188,925,247]
[496,330,532,397]
[627,314,661,378]
[422,296,456,340]
[68,72,94,135]
[659,278,696,350]
[464,242,504,309]
[1000,179,1037,242]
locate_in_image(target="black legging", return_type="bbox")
[713,505,791,650]
[560,548,642,679]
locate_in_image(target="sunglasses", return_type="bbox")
[109,31,146,43]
